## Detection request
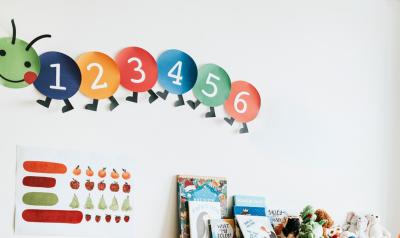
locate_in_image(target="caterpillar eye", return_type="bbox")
[24,61,31,68]
[0,49,6,56]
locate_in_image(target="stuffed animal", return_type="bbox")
[327,226,343,238]
[366,214,391,238]
[275,216,301,238]
[341,212,368,238]
[299,205,326,238]
[316,209,334,238]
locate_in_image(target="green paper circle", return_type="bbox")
[0,37,40,89]
[192,64,231,107]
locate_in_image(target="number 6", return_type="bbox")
[234,91,250,114]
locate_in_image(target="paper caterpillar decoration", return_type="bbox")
[0,19,261,134]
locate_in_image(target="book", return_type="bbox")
[233,196,266,208]
[236,215,277,238]
[210,219,236,238]
[234,207,266,216]
[233,195,267,238]
[178,175,228,238]
[267,209,288,227]
[189,201,222,238]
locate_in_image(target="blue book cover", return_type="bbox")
[233,195,266,208]
[234,206,266,216]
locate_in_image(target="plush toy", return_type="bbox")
[341,212,368,238]
[275,216,301,238]
[366,214,391,238]
[327,226,343,238]
[299,205,326,238]
[316,209,334,238]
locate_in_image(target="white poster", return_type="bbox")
[15,146,134,237]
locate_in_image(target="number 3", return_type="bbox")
[87,63,107,90]
[234,91,250,114]
[201,73,220,98]
[128,57,146,84]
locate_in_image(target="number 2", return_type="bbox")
[49,63,66,91]
[201,73,220,98]
[128,57,146,84]
[234,91,250,114]
[168,61,183,86]
[87,63,107,90]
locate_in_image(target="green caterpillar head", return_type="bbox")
[0,19,51,88]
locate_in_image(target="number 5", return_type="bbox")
[234,91,250,114]
[201,73,220,98]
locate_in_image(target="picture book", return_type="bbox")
[177,175,228,238]
[236,215,277,238]
[234,207,266,216]
[189,201,222,238]
[233,195,266,208]
[233,195,267,237]
[210,218,236,238]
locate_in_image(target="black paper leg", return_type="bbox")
[205,107,216,118]
[224,117,235,126]
[85,99,99,111]
[148,89,159,104]
[62,99,74,113]
[109,96,119,111]
[126,92,138,103]
[174,95,185,107]
[239,123,249,134]
[37,97,52,108]
[156,89,169,100]
[187,99,200,110]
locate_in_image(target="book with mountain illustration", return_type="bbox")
[177,175,228,238]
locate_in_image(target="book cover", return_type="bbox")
[267,209,288,227]
[233,207,266,216]
[178,175,228,238]
[210,219,236,238]
[233,195,266,208]
[236,215,277,238]
[189,201,222,238]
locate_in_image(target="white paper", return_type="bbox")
[15,146,134,237]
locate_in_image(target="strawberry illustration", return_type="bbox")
[124,216,130,223]
[85,214,91,222]
[105,214,111,223]
[95,215,101,223]
[115,216,121,223]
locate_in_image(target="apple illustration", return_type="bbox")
[85,180,94,191]
[110,182,119,192]
[98,180,106,191]
[70,179,80,190]
[123,182,131,193]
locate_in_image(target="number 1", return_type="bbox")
[168,61,183,86]
[49,63,66,91]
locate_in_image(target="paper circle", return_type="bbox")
[157,49,197,95]
[224,81,261,123]
[192,64,231,107]
[34,52,81,100]
[0,37,40,89]
[77,52,120,100]
[116,47,157,92]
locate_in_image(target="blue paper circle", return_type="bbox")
[34,51,81,100]
[157,49,197,95]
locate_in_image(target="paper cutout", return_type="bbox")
[22,176,56,188]
[116,47,159,103]
[98,195,107,210]
[23,192,58,206]
[34,51,81,113]
[121,196,132,211]
[22,209,83,224]
[84,194,94,209]
[23,161,67,174]
[156,49,197,106]
[77,51,120,111]
[192,64,231,107]
[110,196,119,211]
[0,20,50,89]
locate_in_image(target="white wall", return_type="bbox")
[0,0,399,237]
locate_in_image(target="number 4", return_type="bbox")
[168,61,183,86]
